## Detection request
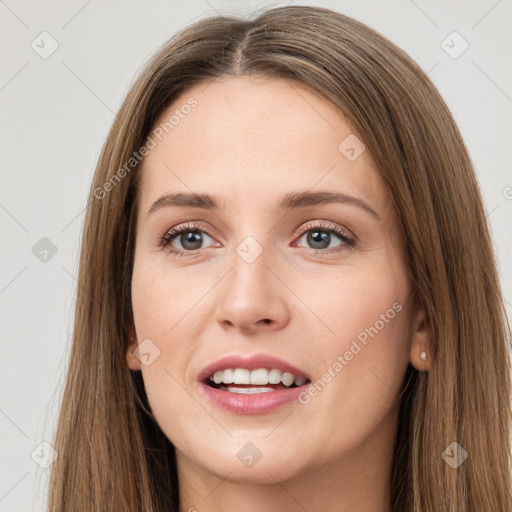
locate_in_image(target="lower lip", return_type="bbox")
[198,381,309,415]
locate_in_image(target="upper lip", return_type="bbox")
[197,353,311,382]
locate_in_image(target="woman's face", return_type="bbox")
[128,76,425,484]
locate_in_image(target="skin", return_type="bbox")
[126,76,431,512]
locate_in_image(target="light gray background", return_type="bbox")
[1,0,511,510]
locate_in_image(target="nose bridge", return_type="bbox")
[214,229,290,331]
[226,205,275,273]
[235,234,267,267]
[228,232,274,301]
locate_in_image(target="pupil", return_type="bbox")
[181,231,202,250]
[308,230,329,249]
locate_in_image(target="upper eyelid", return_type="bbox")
[167,221,217,238]
[299,220,352,235]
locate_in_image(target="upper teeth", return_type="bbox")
[209,368,307,387]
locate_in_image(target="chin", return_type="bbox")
[178,441,309,484]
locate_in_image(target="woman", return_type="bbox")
[47,5,512,511]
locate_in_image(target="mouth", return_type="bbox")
[205,368,311,394]
[197,353,312,414]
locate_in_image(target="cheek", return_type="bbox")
[131,254,249,461]
[294,263,412,448]
[130,259,216,440]
[131,256,205,341]
[294,254,409,346]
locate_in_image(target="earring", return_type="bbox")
[420,351,427,361]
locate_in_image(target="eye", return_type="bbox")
[294,221,356,254]
[158,220,356,257]
[158,222,218,255]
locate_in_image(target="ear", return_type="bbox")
[409,299,431,372]
[126,325,142,371]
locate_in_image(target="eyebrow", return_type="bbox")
[147,190,380,219]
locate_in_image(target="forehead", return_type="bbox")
[137,76,389,217]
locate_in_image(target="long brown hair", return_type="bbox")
[47,5,512,511]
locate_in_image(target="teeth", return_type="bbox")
[250,368,268,385]
[209,368,307,387]
[233,368,250,384]
[294,376,307,386]
[281,372,294,387]
[219,386,276,394]
[268,369,281,384]
[222,368,234,384]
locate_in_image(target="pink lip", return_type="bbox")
[198,381,310,415]
[196,353,310,383]
[196,353,311,415]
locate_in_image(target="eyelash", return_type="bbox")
[157,221,356,257]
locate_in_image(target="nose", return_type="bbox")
[214,243,290,334]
